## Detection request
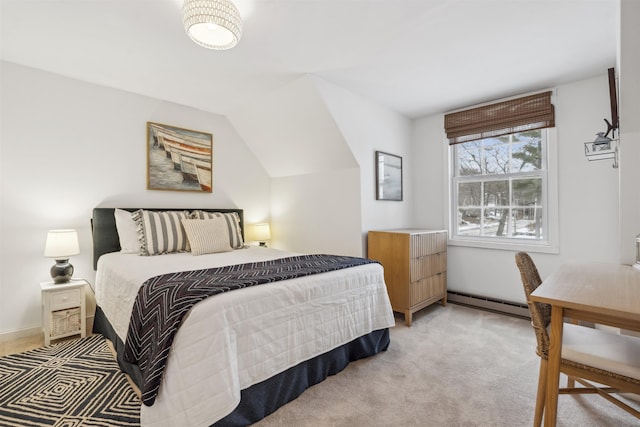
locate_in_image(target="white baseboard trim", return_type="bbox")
[447,291,530,319]
[0,326,41,343]
[0,315,95,344]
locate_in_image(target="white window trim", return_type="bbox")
[443,91,559,254]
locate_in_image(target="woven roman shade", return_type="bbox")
[445,91,555,145]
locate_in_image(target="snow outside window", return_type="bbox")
[449,129,558,253]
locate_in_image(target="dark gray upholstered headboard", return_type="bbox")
[91,208,244,270]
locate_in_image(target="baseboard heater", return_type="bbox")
[447,291,530,319]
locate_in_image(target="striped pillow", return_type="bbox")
[132,210,190,256]
[181,218,233,255]
[190,211,244,249]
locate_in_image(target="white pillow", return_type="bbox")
[182,218,233,256]
[114,209,139,254]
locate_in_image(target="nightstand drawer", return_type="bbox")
[50,289,81,309]
[50,307,81,336]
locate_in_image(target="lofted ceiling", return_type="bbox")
[0,0,618,119]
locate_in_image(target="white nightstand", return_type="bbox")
[40,279,88,345]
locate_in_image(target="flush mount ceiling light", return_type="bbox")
[183,0,242,50]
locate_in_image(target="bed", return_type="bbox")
[91,207,395,427]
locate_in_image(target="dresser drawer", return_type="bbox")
[410,252,446,281]
[410,273,446,307]
[50,289,81,310]
[410,232,447,257]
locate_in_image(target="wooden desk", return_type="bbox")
[530,262,640,427]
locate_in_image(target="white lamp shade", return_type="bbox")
[183,0,242,50]
[252,223,271,241]
[44,230,80,258]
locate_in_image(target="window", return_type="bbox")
[445,91,558,252]
[452,130,547,241]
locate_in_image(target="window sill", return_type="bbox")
[448,237,559,254]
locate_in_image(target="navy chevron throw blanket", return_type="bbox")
[123,254,378,406]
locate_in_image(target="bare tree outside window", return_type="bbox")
[453,130,546,240]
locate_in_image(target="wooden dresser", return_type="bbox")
[368,229,447,326]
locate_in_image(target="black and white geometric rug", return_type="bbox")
[0,334,140,426]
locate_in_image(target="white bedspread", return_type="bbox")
[94,247,394,427]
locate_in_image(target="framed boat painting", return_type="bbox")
[146,122,213,193]
[375,151,403,201]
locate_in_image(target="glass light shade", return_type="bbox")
[592,132,612,148]
[183,0,242,50]
[584,134,617,163]
[252,223,271,242]
[44,230,80,258]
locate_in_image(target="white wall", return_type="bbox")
[229,75,413,258]
[3,58,632,337]
[0,61,270,337]
[227,75,364,256]
[228,76,358,178]
[314,77,414,254]
[412,75,620,303]
[271,168,362,256]
[618,0,640,264]
[412,114,447,229]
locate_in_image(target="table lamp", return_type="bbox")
[44,229,80,284]
[252,223,271,247]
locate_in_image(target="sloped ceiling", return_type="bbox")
[0,0,618,118]
[227,75,357,178]
[1,1,619,178]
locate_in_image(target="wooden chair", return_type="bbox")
[515,252,640,426]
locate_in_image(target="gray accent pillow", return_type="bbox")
[133,210,191,256]
[190,211,244,249]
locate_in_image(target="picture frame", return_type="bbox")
[146,122,213,193]
[375,151,403,201]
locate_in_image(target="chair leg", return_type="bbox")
[534,358,547,427]
[565,324,577,391]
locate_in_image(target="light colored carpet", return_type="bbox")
[255,303,639,427]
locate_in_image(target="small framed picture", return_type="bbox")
[147,122,213,193]
[375,151,403,201]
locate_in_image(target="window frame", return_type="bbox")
[445,94,559,254]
